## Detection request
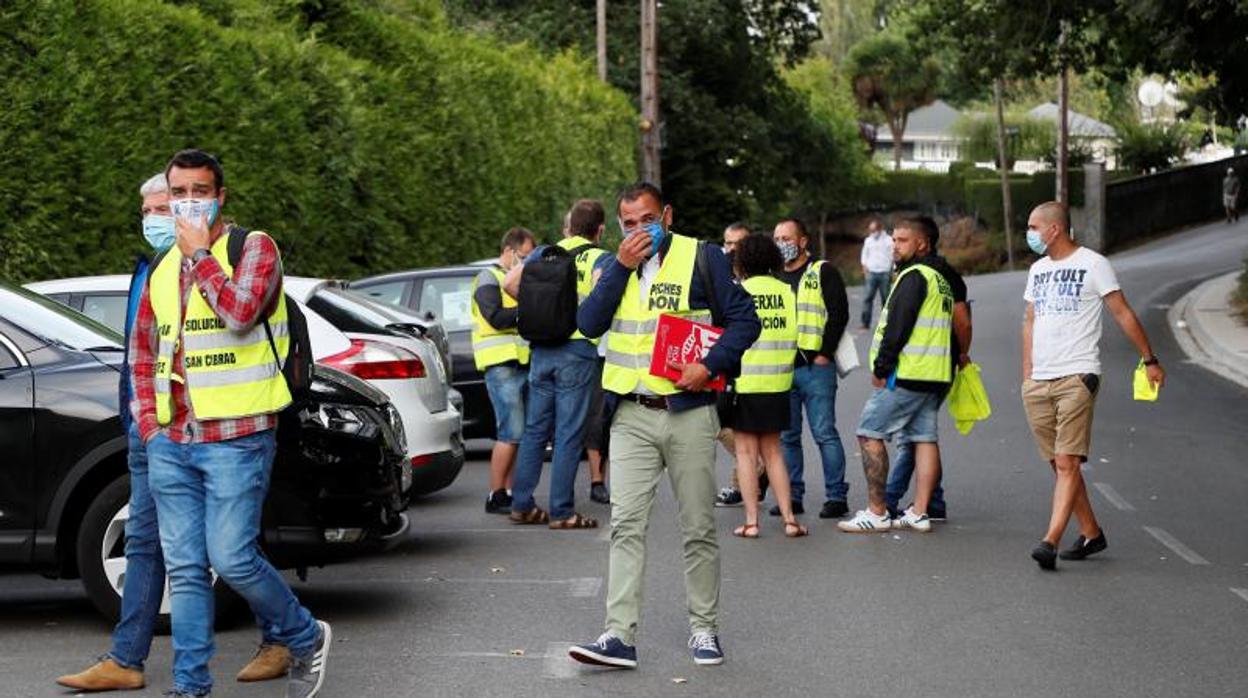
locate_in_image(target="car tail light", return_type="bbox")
[322,339,426,380]
[410,454,433,468]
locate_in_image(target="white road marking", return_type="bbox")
[1143,526,1211,565]
[1230,588,1248,605]
[567,577,603,598]
[543,642,577,679]
[1092,482,1136,511]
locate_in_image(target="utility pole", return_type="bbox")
[597,0,607,82]
[640,0,661,186]
[1056,20,1070,206]
[993,78,1015,270]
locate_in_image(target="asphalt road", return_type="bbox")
[2,219,1247,698]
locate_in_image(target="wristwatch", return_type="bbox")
[1142,355,1160,366]
[191,248,212,264]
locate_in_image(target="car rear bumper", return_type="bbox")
[408,438,466,496]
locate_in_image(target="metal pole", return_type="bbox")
[640,0,661,186]
[993,78,1016,270]
[597,0,607,82]
[1056,22,1069,205]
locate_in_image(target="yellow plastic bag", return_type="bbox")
[947,362,991,435]
[1133,360,1160,402]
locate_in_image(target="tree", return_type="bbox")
[845,30,940,171]
[446,0,871,237]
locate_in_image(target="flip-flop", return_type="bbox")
[549,512,598,530]
[783,520,809,538]
[509,508,549,525]
[733,523,760,539]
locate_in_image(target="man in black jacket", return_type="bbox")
[841,217,954,533]
[772,218,851,519]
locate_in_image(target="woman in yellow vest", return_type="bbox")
[728,236,807,538]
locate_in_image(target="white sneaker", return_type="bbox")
[895,506,932,533]
[837,509,892,533]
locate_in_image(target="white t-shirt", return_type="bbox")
[861,231,894,273]
[1023,247,1120,380]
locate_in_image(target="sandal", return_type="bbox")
[509,507,549,525]
[783,520,809,538]
[733,523,760,539]
[549,512,598,530]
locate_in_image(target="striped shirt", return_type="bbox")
[130,229,282,444]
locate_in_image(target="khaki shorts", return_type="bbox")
[1021,374,1099,462]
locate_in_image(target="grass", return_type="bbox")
[1232,258,1248,323]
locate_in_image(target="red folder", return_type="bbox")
[649,313,727,391]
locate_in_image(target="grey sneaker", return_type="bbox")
[286,620,331,698]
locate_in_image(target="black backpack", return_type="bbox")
[225,227,312,404]
[517,243,595,346]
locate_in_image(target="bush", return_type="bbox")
[1116,122,1188,175]
[0,0,637,282]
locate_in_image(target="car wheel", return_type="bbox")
[76,474,239,631]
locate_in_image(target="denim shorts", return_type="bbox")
[484,362,528,443]
[856,386,942,443]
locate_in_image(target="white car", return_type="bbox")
[26,274,465,496]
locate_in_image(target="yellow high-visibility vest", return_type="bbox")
[868,263,954,384]
[796,260,828,351]
[556,235,608,344]
[602,234,710,395]
[149,231,291,425]
[736,275,797,394]
[470,267,530,370]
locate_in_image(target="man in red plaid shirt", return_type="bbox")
[132,149,331,698]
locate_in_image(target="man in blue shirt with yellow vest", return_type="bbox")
[567,182,759,669]
[503,200,614,529]
[841,217,954,534]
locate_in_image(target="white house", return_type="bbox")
[873,100,964,172]
[1025,102,1118,169]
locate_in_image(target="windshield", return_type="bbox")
[0,280,125,350]
[307,287,427,335]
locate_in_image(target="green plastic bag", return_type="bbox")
[1133,360,1160,402]
[947,362,991,435]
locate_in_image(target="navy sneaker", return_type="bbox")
[568,633,637,669]
[688,632,724,666]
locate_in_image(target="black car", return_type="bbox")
[0,280,409,622]
[351,264,496,440]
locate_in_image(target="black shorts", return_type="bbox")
[583,359,608,452]
[725,391,791,434]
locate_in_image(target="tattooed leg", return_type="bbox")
[858,436,890,515]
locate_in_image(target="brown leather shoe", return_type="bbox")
[55,658,144,691]
[236,643,292,682]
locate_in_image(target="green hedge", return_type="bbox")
[0,0,637,282]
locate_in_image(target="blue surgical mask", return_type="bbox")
[171,198,219,228]
[643,221,665,256]
[142,214,176,252]
[1026,227,1048,256]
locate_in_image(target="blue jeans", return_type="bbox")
[885,441,946,516]
[780,362,848,503]
[862,271,891,328]
[484,362,528,444]
[107,425,163,671]
[110,426,275,672]
[510,343,597,520]
[147,430,319,695]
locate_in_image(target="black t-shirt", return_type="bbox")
[776,256,849,365]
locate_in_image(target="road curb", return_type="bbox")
[1168,271,1248,390]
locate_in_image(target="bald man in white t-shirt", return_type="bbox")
[1021,202,1165,571]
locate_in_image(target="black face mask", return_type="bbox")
[724,250,737,269]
